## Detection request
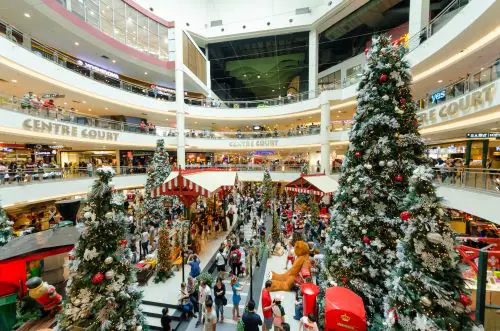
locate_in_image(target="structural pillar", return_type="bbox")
[205,46,212,99]
[308,28,318,99]
[175,27,186,169]
[408,0,430,49]
[320,102,330,174]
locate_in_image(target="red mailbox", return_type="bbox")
[324,287,366,331]
[301,282,320,316]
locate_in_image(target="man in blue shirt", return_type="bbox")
[188,254,201,278]
[242,300,262,331]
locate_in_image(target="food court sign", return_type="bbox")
[228,139,279,148]
[22,119,119,141]
[417,82,496,127]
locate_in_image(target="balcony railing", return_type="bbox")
[0,94,177,137]
[431,167,500,194]
[0,19,175,102]
[0,166,147,186]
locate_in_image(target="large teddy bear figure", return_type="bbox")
[270,240,311,291]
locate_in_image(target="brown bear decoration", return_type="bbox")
[270,240,311,291]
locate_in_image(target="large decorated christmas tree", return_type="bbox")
[59,167,147,330]
[0,204,13,246]
[383,166,478,330]
[321,34,425,325]
[143,139,171,224]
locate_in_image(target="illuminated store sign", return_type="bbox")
[466,133,500,138]
[417,83,496,126]
[151,84,175,95]
[76,60,119,79]
[431,90,446,103]
[22,119,119,141]
[229,139,279,148]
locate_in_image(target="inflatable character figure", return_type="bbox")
[270,240,311,291]
[26,277,62,315]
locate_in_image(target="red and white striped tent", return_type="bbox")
[151,169,237,202]
[285,173,338,197]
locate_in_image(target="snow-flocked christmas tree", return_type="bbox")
[59,167,147,331]
[382,166,478,331]
[143,139,171,225]
[0,204,13,246]
[321,34,425,326]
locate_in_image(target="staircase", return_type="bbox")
[142,300,186,331]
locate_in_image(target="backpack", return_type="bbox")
[230,251,240,264]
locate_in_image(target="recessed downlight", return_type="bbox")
[74,41,79,46]
[112,59,116,63]
[24,13,31,18]
[11,79,17,83]
[437,80,443,83]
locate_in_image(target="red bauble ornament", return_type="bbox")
[400,98,407,104]
[354,151,362,158]
[393,175,404,182]
[379,74,388,83]
[119,239,128,247]
[400,211,412,221]
[364,48,369,56]
[91,272,105,285]
[459,293,472,306]
[342,276,347,284]
[363,236,371,245]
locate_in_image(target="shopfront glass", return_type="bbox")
[59,151,116,169]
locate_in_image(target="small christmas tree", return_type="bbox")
[271,209,281,246]
[262,168,275,213]
[0,204,13,246]
[143,139,171,225]
[320,34,425,326]
[154,225,173,283]
[59,167,147,331]
[296,164,311,205]
[383,166,478,330]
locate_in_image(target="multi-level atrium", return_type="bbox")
[0,0,499,330]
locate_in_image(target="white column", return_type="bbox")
[205,46,212,98]
[409,0,430,49]
[175,27,186,169]
[320,102,330,174]
[308,28,318,99]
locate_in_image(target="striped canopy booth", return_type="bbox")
[285,173,339,199]
[151,169,237,206]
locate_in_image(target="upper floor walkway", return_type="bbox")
[0,165,498,224]
[0,0,497,121]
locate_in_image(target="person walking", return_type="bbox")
[242,300,262,331]
[196,281,212,327]
[261,280,273,331]
[215,248,226,279]
[140,228,149,257]
[203,299,217,331]
[213,277,226,322]
[229,246,242,276]
[188,254,201,278]
[161,307,172,331]
[231,275,242,320]
[272,296,285,330]
[86,161,93,177]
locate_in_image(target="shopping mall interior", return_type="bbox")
[0,0,499,330]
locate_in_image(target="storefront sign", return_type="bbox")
[76,60,119,79]
[22,119,119,141]
[255,150,275,155]
[466,133,500,139]
[229,139,279,148]
[431,89,446,103]
[417,83,496,126]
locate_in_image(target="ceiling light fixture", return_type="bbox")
[11,79,17,83]
[257,75,261,79]
[104,107,108,110]
[24,13,31,18]
[112,59,116,63]
[437,80,443,83]
[491,127,498,130]
[82,101,86,104]
[144,72,148,75]
[74,41,79,46]
[88,108,92,111]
